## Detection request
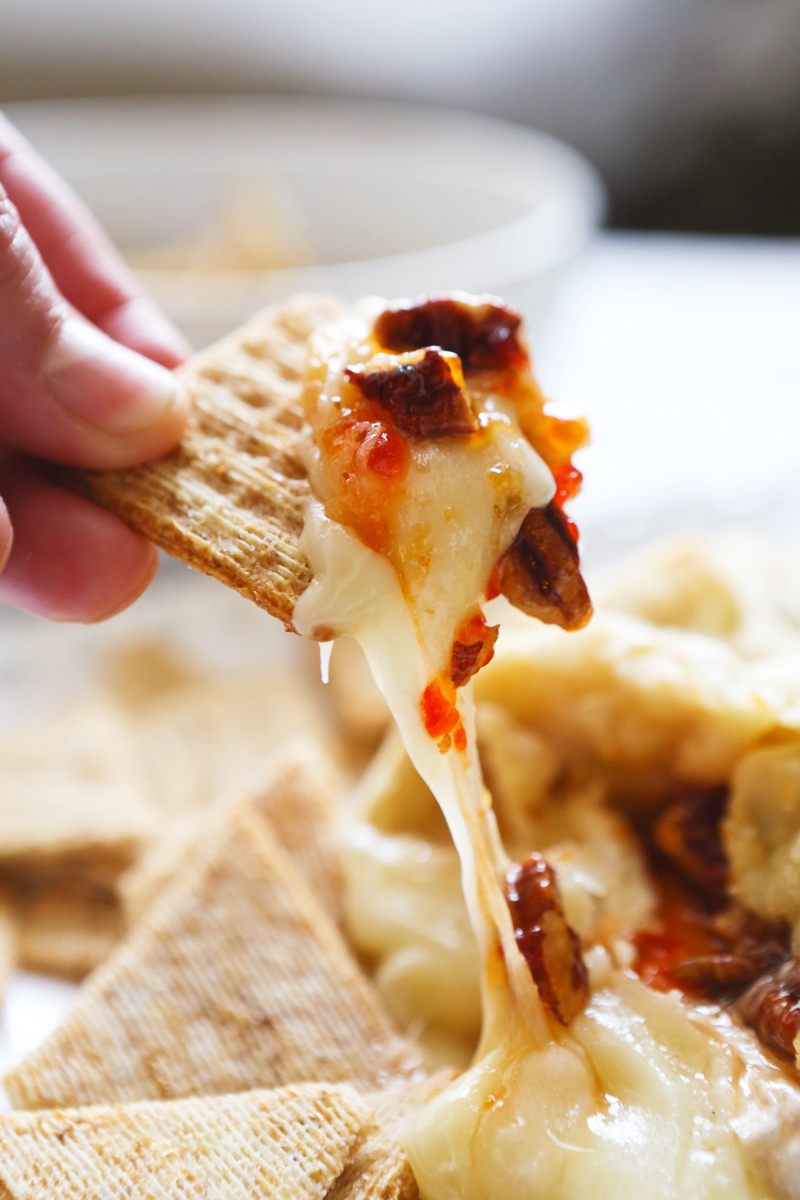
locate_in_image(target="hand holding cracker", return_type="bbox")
[0,113,190,622]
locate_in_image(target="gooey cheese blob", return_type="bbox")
[294,299,800,1200]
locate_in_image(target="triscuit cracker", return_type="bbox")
[13,884,123,980]
[0,699,155,886]
[130,672,334,813]
[330,1074,455,1200]
[60,295,346,628]
[0,1082,371,1200]
[119,739,344,925]
[6,802,419,1111]
[102,639,202,712]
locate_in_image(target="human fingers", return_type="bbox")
[0,112,190,367]
[0,183,190,468]
[0,453,158,622]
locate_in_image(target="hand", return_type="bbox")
[0,112,192,623]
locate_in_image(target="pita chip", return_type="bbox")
[0,1082,370,1200]
[6,801,419,1111]
[60,295,346,628]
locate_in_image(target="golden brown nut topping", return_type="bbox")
[494,502,592,631]
[740,957,800,1062]
[669,910,789,1000]
[654,787,729,901]
[505,853,589,1025]
[345,349,479,439]
[450,615,499,689]
[373,296,526,372]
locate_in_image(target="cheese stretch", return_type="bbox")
[293,295,800,1200]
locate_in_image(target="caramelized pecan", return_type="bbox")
[506,853,589,1025]
[669,910,789,999]
[346,349,478,438]
[374,297,526,372]
[740,957,800,1062]
[495,503,592,631]
[450,616,499,688]
[654,787,729,901]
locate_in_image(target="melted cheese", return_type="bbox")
[294,300,800,1200]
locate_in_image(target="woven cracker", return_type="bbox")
[0,699,154,885]
[14,884,123,980]
[119,738,343,925]
[6,801,418,1111]
[60,295,346,628]
[129,671,333,814]
[329,1074,455,1200]
[0,1082,370,1200]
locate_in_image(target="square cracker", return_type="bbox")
[5,799,419,1111]
[60,295,346,628]
[0,1082,370,1200]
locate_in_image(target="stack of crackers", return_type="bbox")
[0,297,435,1197]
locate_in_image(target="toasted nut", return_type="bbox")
[496,503,592,631]
[373,296,526,372]
[506,853,589,1025]
[654,787,729,900]
[346,349,478,438]
[739,957,800,1063]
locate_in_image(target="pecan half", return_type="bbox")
[506,853,589,1025]
[739,957,800,1063]
[374,297,526,372]
[346,349,478,438]
[450,616,499,688]
[670,914,789,1000]
[654,787,729,902]
[495,503,592,631]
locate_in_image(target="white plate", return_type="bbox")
[5,96,604,347]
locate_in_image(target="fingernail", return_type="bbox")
[42,316,185,434]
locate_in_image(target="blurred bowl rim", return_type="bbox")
[5,94,606,299]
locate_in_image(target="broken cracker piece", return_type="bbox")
[119,739,344,925]
[59,295,346,629]
[6,801,419,1111]
[0,1082,370,1200]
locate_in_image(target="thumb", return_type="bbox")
[0,186,190,469]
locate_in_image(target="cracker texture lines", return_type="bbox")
[0,1083,369,1200]
[5,801,416,1110]
[60,296,345,627]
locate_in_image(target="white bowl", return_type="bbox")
[6,95,605,348]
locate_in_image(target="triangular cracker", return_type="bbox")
[0,1082,370,1200]
[129,672,334,813]
[6,801,418,1110]
[119,738,344,924]
[60,295,346,628]
[0,699,154,886]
